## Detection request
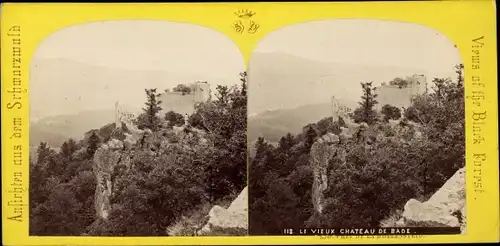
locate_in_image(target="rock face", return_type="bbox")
[92,122,144,220]
[397,167,466,232]
[93,139,128,219]
[199,187,248,235]
[309,121,367,214]
[310,133,340,214]
[92,118,211,221]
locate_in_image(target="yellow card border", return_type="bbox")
[1,1,498,245]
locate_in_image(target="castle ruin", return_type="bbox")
[115,102,136,128]
[113,81,211,129]
[375,74,427,111]
[331,96,352,121]
[159,81,210,116]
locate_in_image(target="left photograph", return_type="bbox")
[29,20,248,236]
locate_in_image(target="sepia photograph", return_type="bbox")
[247,19,465,235]
[29,20,248,236]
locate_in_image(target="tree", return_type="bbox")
[164,111,185,128]
[87,132,100,157]
[278,133,296,152]
[187,110,206,131]
[338,116,346,128]
[36,142,52,165]
[239,72,247,96]
[249,65,466,234]
[381,104,402,122]
[214,85,230,107]
[389,77,408,88]
[353,82,378,125]
[316,117,333,136]
[61,138,78,159]
[172,84,192,95]
[454,64,464,86]
[140,88,163,131]
[183,72,248,201]
[431,78,449,100]
[304,125,318,151]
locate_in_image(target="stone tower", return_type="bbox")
[194,81,210,103]
[332,96,340,121]
[375,74,428,111]
[408,74,427,95]
[115,101,121,129]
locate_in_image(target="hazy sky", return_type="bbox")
[31,20,245,119]
[31,19,463,118]
[255,19,461,71]
[248,19,462,114]
[35,20,245,74]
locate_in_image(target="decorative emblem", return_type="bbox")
[233,9,260,34]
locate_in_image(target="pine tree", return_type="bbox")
[214,85,230,106]
[164,111,184,127]
[304,125,318,151]
[36,142,51,165]
[278,133,296,152]
[142,88,163,131]
[254,137,268,161]
[338,116,346,128]
[381,104,402,122]
[239,71,247,97]
[353,82,378,125]
[454,64,464,86]
[87,132,100,157]
[61,138,78,159]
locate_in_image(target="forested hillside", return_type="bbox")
[30,73,248,236]
[249,65,465,234]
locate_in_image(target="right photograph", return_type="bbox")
[247,19,465,235]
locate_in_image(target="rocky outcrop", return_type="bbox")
[383,119,424,143]
[309,121,369,214]
[92,119,211,221]
[93,139,130,219]
[310,133,340,214]
[198,187,248,235]
[92,122,144,220]
[339,116,360,137]
[397,167,466,232]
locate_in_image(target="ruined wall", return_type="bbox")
[331,96,352,121]
[115,102,136,128]
[160,82,211,116]
[160,92,197,116]
[377,86,416,110]
[375,74,427,111]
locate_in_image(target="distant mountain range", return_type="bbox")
[30,110,115,148]
[247,52,450,115]
[29,52,452,151]
[29,56,240,148]
[247,99,357,143]
[30,57,238,120]
[246,51,452,142]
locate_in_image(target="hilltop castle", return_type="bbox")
[375,74,427,111]
[330,74,427,122]
[159,81,211,116]
[114,81,211,129]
